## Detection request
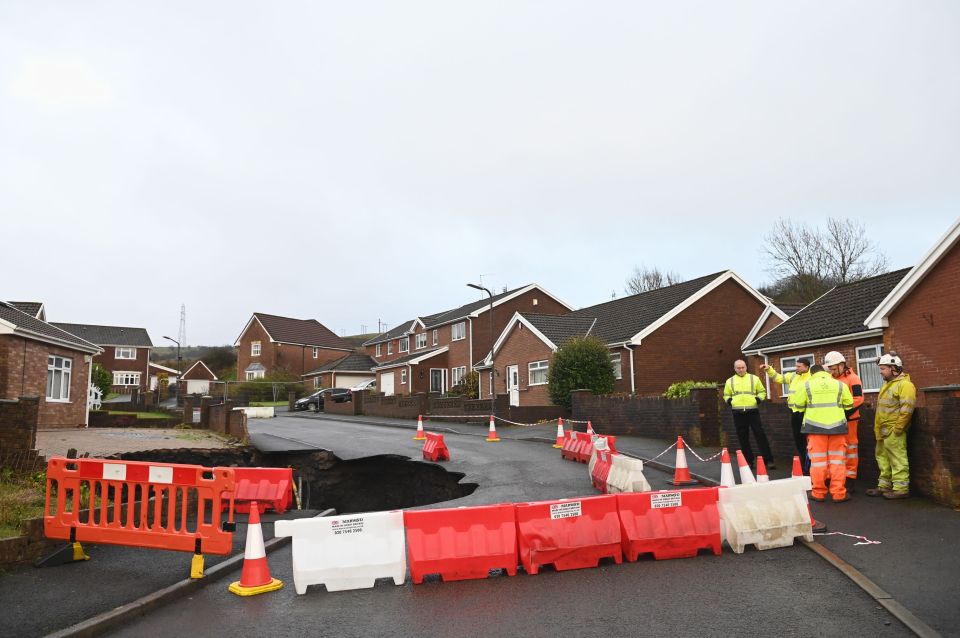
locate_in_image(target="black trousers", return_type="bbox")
[732,409,773,467]
[790,410,810,474]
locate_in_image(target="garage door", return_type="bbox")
[336,374,375,389]
[380,372,395,396]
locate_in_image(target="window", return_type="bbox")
[387,341,394,355]
[529,360,549,385]
[113,372,141,386]
[246,370,265,380]
[430,368,447,393]
[315,378,322,388]
[432,329,438,346]
[415,333,427,349]
[856,344,885,392]
[401,369,407,385]
[115,347,136,360]
[312,347,319,359]
[251,341,261,357]
[779,354,814,395]
[399,337,409,353]
[610,353,623,380]
[451,366,467,387]
[47,356,72,401]
[452,322,466,341]
[376,344,382,357]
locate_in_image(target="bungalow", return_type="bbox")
[364,284,572,396]
[180,360,218,395]
[0,301,101,428]
[234,312,353,380]
[49,323,153,394]
[302,353,377,390]
[148,362,180,391]
[486,271,785,406]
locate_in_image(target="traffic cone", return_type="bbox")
[756,457,769,483]
[486,415,500,442]
[792,455,803,478]
[735,450,756,484]
[586,421,595,435]
[553,418,565,448]
[413,415,426,441]
[793,455,826,532]
[719,448,736,487]
[669,436,698,486]
[229,502,283,596]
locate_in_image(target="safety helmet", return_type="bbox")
[823,351,845,367]
[878,353,903,367]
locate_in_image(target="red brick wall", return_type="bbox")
[493,322,554,406]
[885,242,960,391]
[756,312,784,340]
[94,345,150,392]
[236,319,275,379]
[630,279,766,396]
[468,288,570,367]
[0,335,90,428]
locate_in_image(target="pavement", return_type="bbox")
[1,413,956,637]
[35,428,237,458]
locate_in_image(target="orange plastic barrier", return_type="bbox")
[617,488,721,561]
[222,467,293,514]
[560,431,579,461]
[515,495,622,574]
[422,432,451,462]
[572,432,594,464]
[591,451,615,493]
[601,435,619,455]
[44,457,236,556]
[404,504,517,584]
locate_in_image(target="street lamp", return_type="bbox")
[467,283,495,418]
[162,336,181,375]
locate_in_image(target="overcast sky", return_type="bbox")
[2,1,958,346]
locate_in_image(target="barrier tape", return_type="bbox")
[681,441,724,464]
[423,414,562,428]
[813,531,881,546]
[644,440,678,463]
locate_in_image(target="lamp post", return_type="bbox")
[467,283,495,418]
[163,335,181,375]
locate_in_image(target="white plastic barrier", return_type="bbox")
[234,406,275,419]
[588,437,610,478]
[605,455,651,494]
[717,476,813,554]
[274,510,406,594]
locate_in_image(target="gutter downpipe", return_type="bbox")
[625,342,636,395]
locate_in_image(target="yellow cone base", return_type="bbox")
[229,577,284,596]
[72,542,90,562]
[413,435,426,441]
[486,437,501,442]
[191,554,205,579]
[552,444,562,448]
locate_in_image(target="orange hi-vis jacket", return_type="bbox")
[835,367,865,420]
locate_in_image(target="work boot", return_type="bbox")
[832,494,851,503]
[846,478,856,494]
[810,495,826,502]
[883,491,910,500]
[865,488,891,497]
[767,461,777,471]
[812,520,827,533]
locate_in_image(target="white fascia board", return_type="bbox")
[629,271,734,345]
[740,305,788,350]
[491,312,558,358]
[182,360,218,380]
[12,327,102,354]
[149,362,180,374]
[274,341,352,352]
[467,284,576,319]
[373,346,449,371]
[233,314,273,346]
[743,329,884,356]
[865,217,960,329]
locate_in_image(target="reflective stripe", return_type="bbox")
[845,453,858,459]
[808,452,828,458]
[807,402,839,408]
[828,460,845,465]
[847,444,858,449]
[878,479,893,488]
[803,418,847,429]
[810,462,828,468]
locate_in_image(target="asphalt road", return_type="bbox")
[99,415,914,638]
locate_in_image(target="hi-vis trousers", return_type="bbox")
[845,419,859,479]
[807,434,847,500]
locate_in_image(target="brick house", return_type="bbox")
[743,268,912,401]
[180,360,218,395]
[1,301,101,428]
[50,323,153,394]
[302,353,377,390]
[234,312,353,380]
[364,284,572,396]
[487,271,785,407]
[148,362,179,391]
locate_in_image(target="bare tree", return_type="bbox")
[625,265,683,295]
[824,218,888,284]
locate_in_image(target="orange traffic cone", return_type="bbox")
[486,415,501,442]
[553,418,565,448]
[413,415,426,441]
[735,450,756,484]
[719,448,736,487]
[229,502,283,596]
[793,455,825,532]
[587,421,595,435]
[669,436,698,486]
[756,457,769,483]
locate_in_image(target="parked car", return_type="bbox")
[294,388,351,411]
[350,379,376,392]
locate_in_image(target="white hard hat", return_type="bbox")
[823,351,845,367]
[878,353,903,367]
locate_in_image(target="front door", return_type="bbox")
[381,372,395,397]
[429,368,447,394]
[507,365,520,406]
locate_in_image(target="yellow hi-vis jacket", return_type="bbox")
[793,371,854,435]
[764,366,810,412]
[875,373,916,438]
[723,373,766,410]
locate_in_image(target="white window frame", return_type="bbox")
[315,377,322,389]
[376,344,382,357]
[115,346,136,360]
[251,341,261,357]
[312,347,319,359]
[856,344,885,393]
[451,322,466,341]
[779,354,814,395]
[432,329,438,346]
[399,337,409,353]
[401,369,407,385]
[610,352,622,380]
[387,341,394,355]
[415,333,427,350]
[246,370,265,380]
[47,355,72,401]
[529,360,549,386]
[451,366,467,387]
[113,371,142,387]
